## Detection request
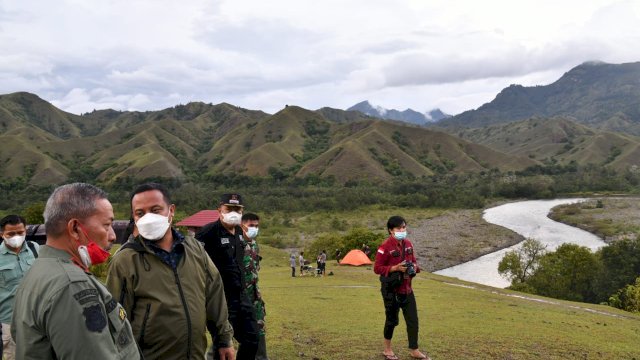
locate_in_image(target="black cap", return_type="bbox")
[219,193,244,207]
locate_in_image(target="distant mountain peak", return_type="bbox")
[438,61,640,134]
[581,60,608,66]
[347,101,450,125]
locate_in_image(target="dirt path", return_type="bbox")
[409,209,524,272]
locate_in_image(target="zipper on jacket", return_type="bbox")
[173,267,193,359]
[138,303,151,347]
[119,279,127,311]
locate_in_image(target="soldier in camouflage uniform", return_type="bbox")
[242,213,269,360]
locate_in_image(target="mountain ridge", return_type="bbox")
[437,61,640,134]
[0,92,534,185]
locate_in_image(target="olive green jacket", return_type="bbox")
[11,246,140,360]
[106,231,233,360]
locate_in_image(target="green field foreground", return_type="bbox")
[258,246,640,360]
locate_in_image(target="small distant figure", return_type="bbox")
[319,250,327,276]
[335,248,342,264]
[290,254,296,277]
[362,243,371,257]
[299,252,305,276]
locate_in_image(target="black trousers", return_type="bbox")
[209,293,260,360]
[382,290,419,349]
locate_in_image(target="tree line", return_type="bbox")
[499,238,640,313]
[1,163,639,219]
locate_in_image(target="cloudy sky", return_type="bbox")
[1,0,639,116]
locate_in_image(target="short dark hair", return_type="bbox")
[242,213,259,222]
[130,183,172,213]
[386,215,406,232]
[0,215,26,231]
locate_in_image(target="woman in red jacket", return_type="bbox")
[374,216,430,360]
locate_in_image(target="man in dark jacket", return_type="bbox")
[106,183,235,360]
[196,193,260,360]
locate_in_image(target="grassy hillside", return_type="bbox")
[257,245,640,359]
[0,92,536,185]
[457,117,640,170]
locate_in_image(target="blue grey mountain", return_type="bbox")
[347,100,451,125]
[437,61,640,135]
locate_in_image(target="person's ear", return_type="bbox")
[67,219,81,240]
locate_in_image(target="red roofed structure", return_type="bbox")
[176,210,219,233]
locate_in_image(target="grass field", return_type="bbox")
[97,242,640,359]
[257,246,640,360]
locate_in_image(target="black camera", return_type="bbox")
[404,261,416,277]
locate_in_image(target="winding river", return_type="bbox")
[433,199,607,288]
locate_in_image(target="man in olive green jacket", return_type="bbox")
[12,183,141,359]
[106,183,234,360]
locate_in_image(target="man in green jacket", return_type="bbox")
[11,183,141,359]
[106,183,235,360]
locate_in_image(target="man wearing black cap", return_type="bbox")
[196,193,260,360]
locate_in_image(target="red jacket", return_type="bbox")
[374,236,420,294]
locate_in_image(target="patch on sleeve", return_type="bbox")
[117,327,131,346]
[73,289,99,305]
[83,304,107,332]
[377,249,385,254]
[105,299,117,313]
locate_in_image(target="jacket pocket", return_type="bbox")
[0,262,18,288]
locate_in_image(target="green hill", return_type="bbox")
[257,245,640,359]
[438,61,640,134]
[457,117,640,170]
[0,93,534,185]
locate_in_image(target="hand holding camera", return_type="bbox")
[404,261,416,277]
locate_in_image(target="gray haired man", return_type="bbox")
[11,183,141,359]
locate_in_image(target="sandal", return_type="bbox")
[382,353,399,360]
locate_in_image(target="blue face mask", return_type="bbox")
[394,231,407,241]
[246,227,259,239]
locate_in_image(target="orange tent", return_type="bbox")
[340,249,372,266]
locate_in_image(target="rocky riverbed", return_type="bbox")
[409,209,524,272]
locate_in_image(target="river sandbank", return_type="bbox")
[549,197,640,243]
[409,209,523,272]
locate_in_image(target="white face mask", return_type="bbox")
[246,227,259,239]
[4,235,25,249]
[221,211,242,226]
[78,245,92,268]
[136,213,171,241]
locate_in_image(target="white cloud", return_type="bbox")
[1,0,639,115]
